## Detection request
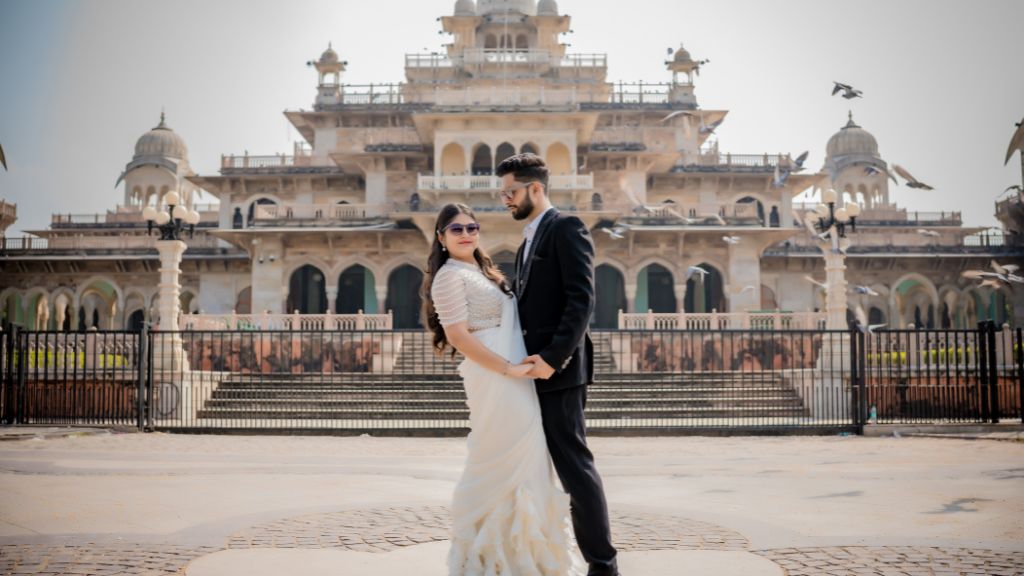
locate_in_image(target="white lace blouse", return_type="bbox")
[431,258,506,331]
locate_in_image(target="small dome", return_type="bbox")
[319,43,339,64]
[133,113,187,160]
[537,0,558,15]
[673,45,694,63]
[477,0,537,16]
[826,112,879,159]
[454,0,476,15]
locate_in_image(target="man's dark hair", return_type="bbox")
[495,153,549,192]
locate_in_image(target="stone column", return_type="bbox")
[624,283,638,313]
[153,240,190,373]
[251,238,284,314]
[823,241,849,330]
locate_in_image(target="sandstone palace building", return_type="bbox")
[2,0,1022,332]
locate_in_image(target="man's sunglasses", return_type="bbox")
[440,223,481,236]
[499,181,537,200]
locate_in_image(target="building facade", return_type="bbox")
[1,0,1021,331]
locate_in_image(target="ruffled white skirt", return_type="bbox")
[448,295,584,576]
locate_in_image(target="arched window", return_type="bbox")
[546,142,572,174]
[337,265,377,314]
[386,265,424,329]
[441,142,466,175]
[485,34,497,49]
[495,142,516,166]
[247,198,277,227]
[471,144,492,175]
[520,142,539,155]
[515,34,528,51]
[736,196,765,225]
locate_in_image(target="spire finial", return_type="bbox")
[848,110,853,122]
[157,108,167,129]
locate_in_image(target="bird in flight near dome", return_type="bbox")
[0,142,6,171]
[892,165,934,190]
[863,165,898,184]
[600,226,626,240]
[831,81,863,99]
[1005,117,1024,165]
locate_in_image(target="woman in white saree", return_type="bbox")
[422,204,583,576]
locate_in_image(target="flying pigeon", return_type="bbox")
[685,265,709,281]
[601,226,626,240]
[699,118,724,135]
[850,285,880,297]
[917,229,941,238]
[854,305,886,333]
[893,164,935,190]
[864,165,898,184]
[804,275,828,291]
[722,235,741,245]
[1005,117,1024,165]
[661,110,696,123]
[0,142,6,171]
[832,81,863,99]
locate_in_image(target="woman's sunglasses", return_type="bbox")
[440,223,481,236]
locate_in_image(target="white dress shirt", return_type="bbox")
[522,206,554,257]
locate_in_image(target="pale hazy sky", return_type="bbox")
[1,0,1021,236]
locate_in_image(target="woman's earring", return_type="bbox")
[441,244,447,252]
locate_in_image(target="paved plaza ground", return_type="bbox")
[0,428,1022,575]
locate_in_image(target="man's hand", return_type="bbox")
[524,354,555,379]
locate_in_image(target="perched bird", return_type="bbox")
[854,305,887,333]
[832,81,863,99]
[804,275,828,291]
[685,265,709,281]
[850,285,880,297]
[892,164,935,190]
[1005,117,1024,165]
[0,142,6,171]
[722,235,741,245]
[601,226,626,240]
[917,229,941,238]
[660,110,695,123]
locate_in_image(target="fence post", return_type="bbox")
[1017,327,1023,424]
[986,320,1000,424]
[15,326,26,424]
[137,325,149,431]
[849,325,861,431]
[976,321,989,422]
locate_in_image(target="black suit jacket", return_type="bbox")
[515,209,596,393]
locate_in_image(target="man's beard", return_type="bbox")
[512,193,534,221]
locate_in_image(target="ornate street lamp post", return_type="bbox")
[143,192,200,372]
[812,189,861,330]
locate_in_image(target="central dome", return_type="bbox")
[477,0,537,15]
[133,113,188,160]
[826,113,878,159]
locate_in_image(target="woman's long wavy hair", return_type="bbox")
[422,203,511,357]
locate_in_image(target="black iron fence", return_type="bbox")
[1,321,1021,435]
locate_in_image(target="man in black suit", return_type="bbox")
[497,153,620,576]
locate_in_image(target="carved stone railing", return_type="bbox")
[618,309,827,330]
[181,311,393,331]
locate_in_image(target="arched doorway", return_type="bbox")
[235,287,252,314]
[594,265,626,328]
[684,263,724,313]
[337,265,378,314]
[636,264,676,313]
[287,265,327,314]
[471,144,492,175]
[386,265,424,329]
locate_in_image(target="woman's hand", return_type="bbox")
[505,362,535,378]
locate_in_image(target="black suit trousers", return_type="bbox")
[538,385,619,575]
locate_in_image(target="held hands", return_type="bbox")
[523,355,555,379]
[505,361,536,378]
